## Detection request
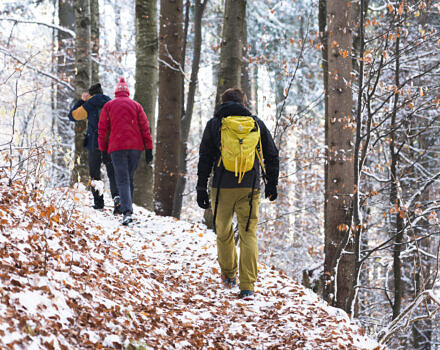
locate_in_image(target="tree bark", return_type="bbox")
[241,15,251,106]
[214,0,246,106]
[172,0,208,218]
[55,0,75,186]
[72,0,91,185]
[133,0,158,211]
[154,0,183,216]
[90,0,99,83]
[390,10,403,320]
[323,0,355,313]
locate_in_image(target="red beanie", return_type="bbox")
[115,77,130,95]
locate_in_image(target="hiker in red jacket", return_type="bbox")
[98,78,153,225]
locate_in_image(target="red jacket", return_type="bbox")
[98,91,153,154]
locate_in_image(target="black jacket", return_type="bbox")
[68,94,111,150]
[197,101,279,190]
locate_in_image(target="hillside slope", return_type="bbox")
[0,180,382,349]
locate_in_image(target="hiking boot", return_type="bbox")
[92,197,104,210]
[122,212,133,226]
[92,189,104,210]
[113,196,121,215]
[221,274,238,288]
[239,290,254,300]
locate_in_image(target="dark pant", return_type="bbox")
[88,148,119,205]
[110,150,141,214]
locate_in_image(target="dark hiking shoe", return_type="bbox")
[113,196,121,215]
[92,199,104,210]
[92,190,104,210]
[239,290,254,300]
[221,274,238,288]
[122,213,133,226]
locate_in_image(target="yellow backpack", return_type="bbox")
[218,116,265,183]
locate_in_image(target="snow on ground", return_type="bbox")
[0,179,383,349]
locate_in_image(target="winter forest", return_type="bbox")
[1,0,440,348]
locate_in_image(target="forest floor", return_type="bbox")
[0,178,382,349]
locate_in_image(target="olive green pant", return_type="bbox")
[211,187,260,291]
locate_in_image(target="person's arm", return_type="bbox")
[196,120,217,190]
[68,100,85,121]
[69,92,91,121]
[258,119,279,186]
[137,104,153,150]
[98,104,110,152]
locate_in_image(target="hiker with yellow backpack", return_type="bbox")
[196,88,279,300]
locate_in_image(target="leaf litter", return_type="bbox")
[0,180,383,349]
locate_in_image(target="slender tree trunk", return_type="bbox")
[214,0,246,106]
[172,0,208,218]
[72,0,91,185]
[133,0,158,211]
[55,0,75,186]
[323,0,355,313]
[349,0,366,316]
[319,0,329,301]
[241,15,251,105]
[90,0,99,83]
[154,0,183,216]
[390,6,403,320]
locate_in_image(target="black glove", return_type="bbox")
[145,149,153,165]
[265,183,278,201]
[197,189,210,209]
[101,151,111,163]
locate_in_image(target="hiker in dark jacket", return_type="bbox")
[196,88,279,300]
[68,83,120,213]
[98,78,153,226]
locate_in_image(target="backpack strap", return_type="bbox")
[245,168,257,232]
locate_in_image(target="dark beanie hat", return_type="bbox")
[88,83,103,96]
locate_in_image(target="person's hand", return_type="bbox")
[264,183,277,201]
[101,151,111,163]
[197,189,210,209]
[81,92,91,101]
[145,149,153,165]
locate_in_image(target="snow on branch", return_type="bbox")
[0,46,74,91]
[0,17,75,38]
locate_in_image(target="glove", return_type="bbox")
[265,183,278,201]
[145,149,153,165]
[196,189,210,209]
[101,151,111,163]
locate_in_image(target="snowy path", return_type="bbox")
[0,182,382,349]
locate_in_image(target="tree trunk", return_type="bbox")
[72,0,91,185]
[90,0,99,83]
[390,8,403,320]
[133,0,158,211]
[241,15,251,106]
[214,0,246,106]
[154,0,183,216]
[55,0,75,186]
[323,0,355,313]
[172,0,208,218]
